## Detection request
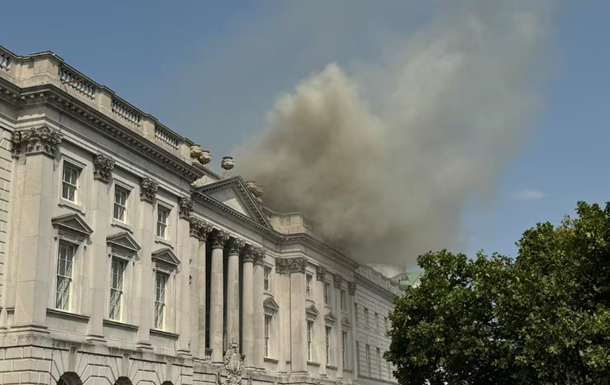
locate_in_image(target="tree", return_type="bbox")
[385,202,610,385]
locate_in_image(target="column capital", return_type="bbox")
[140,177,159,203]
[348,281,357,296]
[211,230,231,249]
[13,126,63,158]
[251,246,265,265]
[288,257,308,274]
[228,237,246,255]
[316,266,327,281]
[93,153,115,183]
[333,274,344,289]
[189,217,213,241]
[179,196,194,219]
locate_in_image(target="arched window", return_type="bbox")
[57,373,82,385]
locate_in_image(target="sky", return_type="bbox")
[2,1,610,262]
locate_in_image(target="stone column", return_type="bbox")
[13,127,62,331]
[177,197,194,355]
[316,266,328,376]
[289,257,309,373]
[210,230,230,363]
[334,274,344,377]
[136,177,159,349]
[252,247,266,369]
[87,154,115,342]
[241,246,255,368]
[190,218,213,360]
[226,237,245,347]
[348,281,358,375]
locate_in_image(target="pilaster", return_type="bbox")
[287,257,308,373]
[176,197,193,355]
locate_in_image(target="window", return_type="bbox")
[324,281,331,305]
[342,331,349,368]
[109,258,126,320]
[264,266,271,291]
[62,163,79,202]
[366,344,371,376]
[384,316,389,334]
[364,308,369,327]
[355,303,358,322]
[264,314,272,357]
[113,187,129,222]
[377,348,381,378]
[325,326,332,365]
[55,243,75,310]
[154,272,167,329]
[356,342,360,374]
[375,312,379,331]
[306,274,313,297]
[156,205,170,239]
[340,289,346,311]
[307,320,314,361]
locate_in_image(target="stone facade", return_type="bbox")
[0,44,400,385]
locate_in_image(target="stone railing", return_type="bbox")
[0,50,12,72]
[155,124,180,150]
[111,97,142,126]
[59,66,96,99]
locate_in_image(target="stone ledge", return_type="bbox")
[46,308,90,322]
[103,319,138,331]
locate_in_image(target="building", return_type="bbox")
[0,45,401,385]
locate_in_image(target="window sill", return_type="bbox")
[103,319,138,331]
[58,200,85,215]
[155,237,173,248]
[111,219,133,233]
[150,328,179,339]
[307,361,321,367]
[344,368,353,373]
[327,365,338,370]
[47,308,90,322]
[264,357,279,364]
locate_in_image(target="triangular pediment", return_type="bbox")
[325,310,337,324]
[342,315,351,328]
[152,247,180,267]
[194,176,271,229]
[107,232,141,253]
[306,303,320,318]
[52,213,93,236]
[264,297,280,313]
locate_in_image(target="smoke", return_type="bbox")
[236,1,551,267]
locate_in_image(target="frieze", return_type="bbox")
[316,266,327,282]
[334,274,344,289]
[140,177,158,203]
[13,126,62,157]
[93,153,115,183]
[179,197,194,219]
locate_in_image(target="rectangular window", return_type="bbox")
[306,274,313,298]
[342,331,349,368]
[377,348,381,378]
[264,266,271,291]
[355,303,358,322]
[55,243,75,310]
[156,205,170,239]
[109,258,126,320]
[62,163,79,202]
[365,308,369,327]
[384,316,389,334]
[325,326,332,365]
[154,272,167,329]
[113,187,129,222]
[307,320,314,361]
[264,315,272,357]
[324,281,331,305]
[340,289,346,311]
[376,312,379,331]
[366,344,371,376]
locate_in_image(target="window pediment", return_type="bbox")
[325,310,337,325]
[264,297,279,315]
[306,303,320,320]
[52,213,93,243]
[107,232,141,257]
[342,315,351,328]
[152,247,180,271]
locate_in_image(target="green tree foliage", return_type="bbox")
[385,202,610,385]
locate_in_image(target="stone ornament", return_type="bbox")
[179,197,194,219]
[140,177,159,203]
[251,246,265,265]
[348,281,357,296]
[334,274,344,289]
[13,126,63,157]
[246,181,264,204]
[316,266,327,282]
[289,257,308,274]
[189,217,213,241]
[221,156,234,179]
[220,341,244,385]
[228,237,246,255]
[93,153,115,183]
[190,145,211,166]
[275,258,289,274]
[212,230,231,249]
[242,246,254,263]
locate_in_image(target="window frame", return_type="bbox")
[307,320,314,361]
[340,289,346,311]
[263,265,272,292]
[156,204,171,240]
[55,241,77,311]
[113,185,129,223]
[306,273,313,298]
[325,325,332,365]
[324,281,331,306]
[61,162,80,203]
[264,314,272,357]
[108,257,127,321]
[154,271,169,330]
[342,331,349,369]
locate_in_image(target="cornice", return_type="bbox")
[354,272,400,302]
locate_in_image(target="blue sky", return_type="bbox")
[2,1,609,259]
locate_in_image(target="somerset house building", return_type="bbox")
[0,45,401,385]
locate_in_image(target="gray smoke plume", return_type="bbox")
[236,1,551,267]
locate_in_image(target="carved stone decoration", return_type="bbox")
[242,245,254,263]
[275,258,290,274]
[93,153,115,183]
[188,217,203,238]
[245,181,264,204]
[348,281,357,296]
[222,341,244,385]
[139,177,158,203]
[221,156,235,179]
[228,237,246,255]
[190,145,211,166]
[316,266,327,282]
[334,274,344,289]
[198,221,214,242]
[289,257,308,274]
[251,246,265,266]
[179,197,194,219]
[13,126,63,157]
[212,230,231,249]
